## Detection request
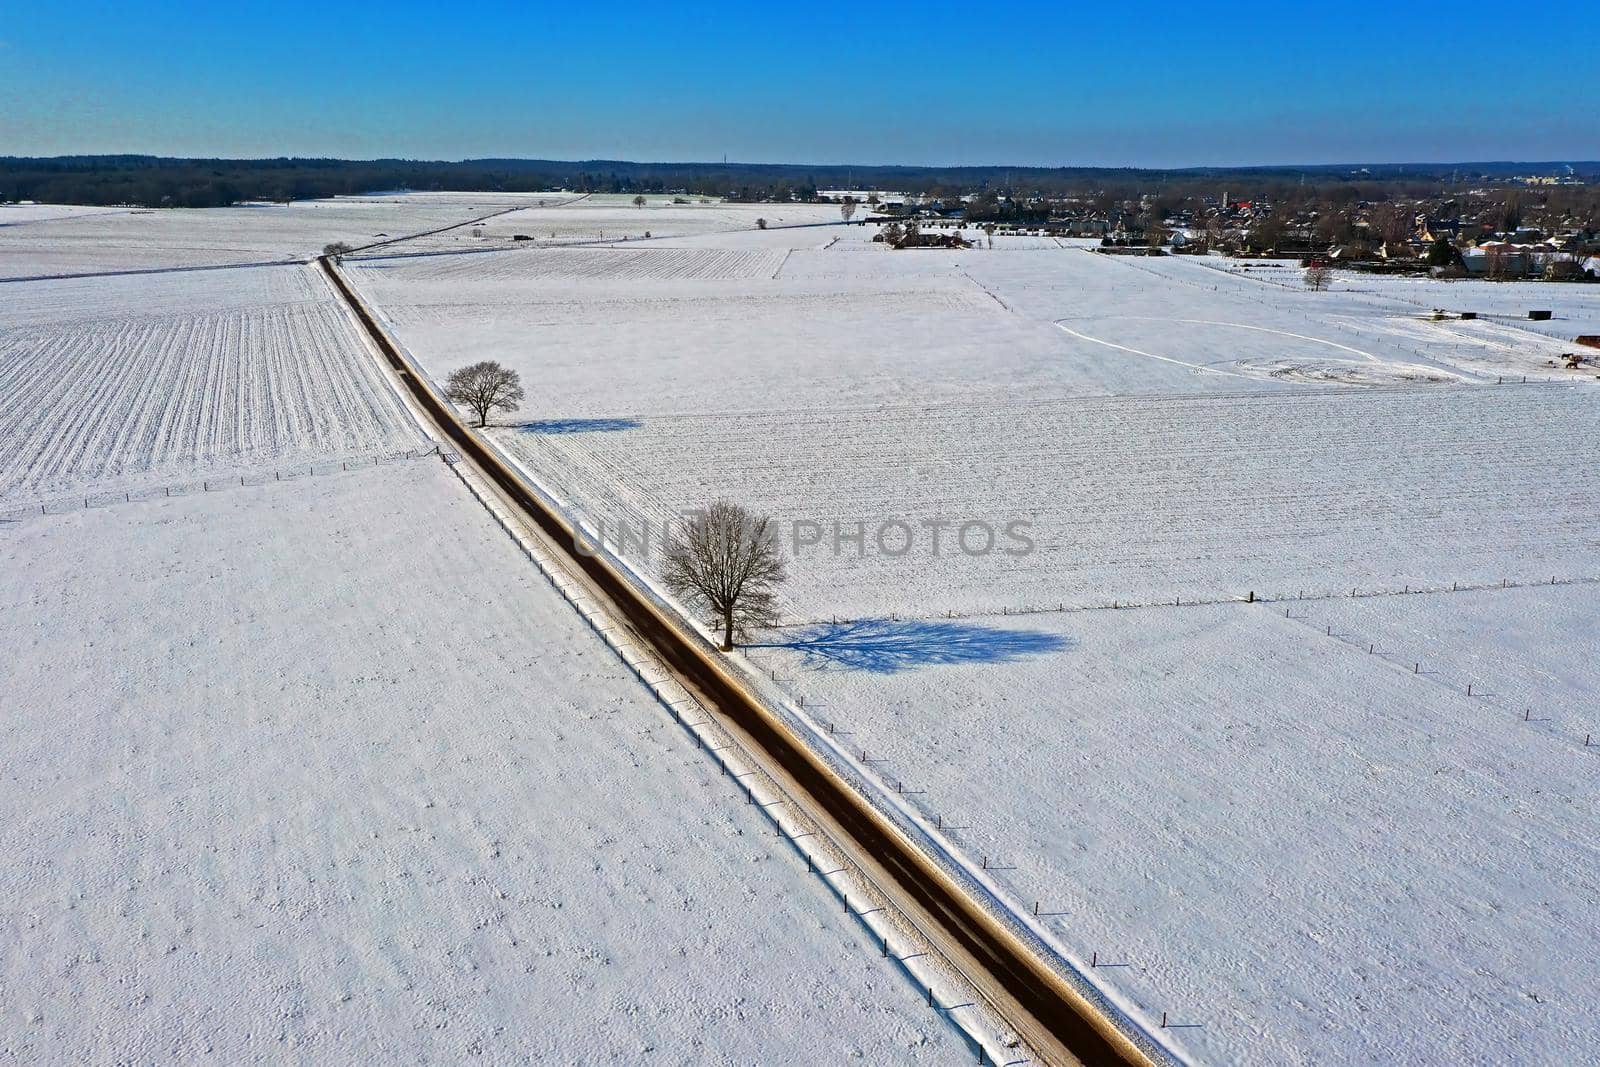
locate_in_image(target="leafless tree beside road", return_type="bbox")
[445,361,525,427]
[663,501,787,651]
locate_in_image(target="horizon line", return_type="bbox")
[4,153,1597,174]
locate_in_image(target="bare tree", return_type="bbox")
[1303,264,1333,291]
[663,501,787,650]
[445,361,525,427]
[632,195,646,208]
[1369,203,1413,249]
[322,241,353,257]
[880,220,904,246]
[756,217,768,230]
[1496,192,1523,233]
[982,222,996,249]
[1250,214,1287,252]
[1485,244,1511,281]
[1314,207,1352,247]
[840,197,858,223]
[1146,218,1169,251]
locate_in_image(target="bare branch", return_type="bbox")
[444,361,526,428]
[662,500,788,650]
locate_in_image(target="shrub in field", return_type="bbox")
[322,241,353,257]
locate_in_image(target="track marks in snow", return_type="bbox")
[492,386,1600,619]
[0,266,420,501]
[364,246,787,283]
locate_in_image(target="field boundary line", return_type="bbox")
[1258,594,1600,759]
[0,257,301,285]
[0,448,442,523]
[766,574,1600,631]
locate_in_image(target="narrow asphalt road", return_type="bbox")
[319,254,1169,1067]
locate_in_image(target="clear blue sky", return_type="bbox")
[2,0,1595,167]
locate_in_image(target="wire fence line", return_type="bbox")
[1263,596,1600,758]
[751,569,1600,1056]
[0,445,442,523]
[767,573,1600,633]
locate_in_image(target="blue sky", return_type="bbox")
[2,0,1595,166]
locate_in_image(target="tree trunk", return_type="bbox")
[721,608,734,652]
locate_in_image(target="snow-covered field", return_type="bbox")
[366,194,840,256]
[0,203,135,226]
[352,237,1599,430]
[488,384,1600,619]
[742,587,1600,1066]
[1178,258,1600,350]
[0,192,552,279]
[364,245,790,283]
[0,459,964,1065]
[8,197,1598,1064]
[0,264,421,506]
[339,205,1600,1064]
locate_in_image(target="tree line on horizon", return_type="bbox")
[3,154,1597,210]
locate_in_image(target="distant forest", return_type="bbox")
[3,155,1597,209]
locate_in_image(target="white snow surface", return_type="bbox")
[11,199,1600,1065]
[351,242,1600,429]
[484,385,1600,620]
[0,460,962,1065]
[742,589,1600,1066]
[364,195,842,256]
[0,193,555,279]
[338,211,1600,1065]
[0,264,422,505]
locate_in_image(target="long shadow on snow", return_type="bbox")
[754,618,1072,675]
[517,417,642,434]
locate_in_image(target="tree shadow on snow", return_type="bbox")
[754,618,1072,675]
[517,417,642,434]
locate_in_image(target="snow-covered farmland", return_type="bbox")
[361,245,789,283]
[488,385,1600,620]
[0,264,421,505]
[0,459,962,1065]
[742,589,1600,1066]
[346,219,1599,621]
[10,197,1599,1064]
[0,203,135,226]
[339,208,1600,1064]
[353,238,1600,430]
[0,192,551,279]
[351,258,1054,413]
[1174,256,1600,351]
[370,193,841,255]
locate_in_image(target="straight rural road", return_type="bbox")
[319,255,1167,1067]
